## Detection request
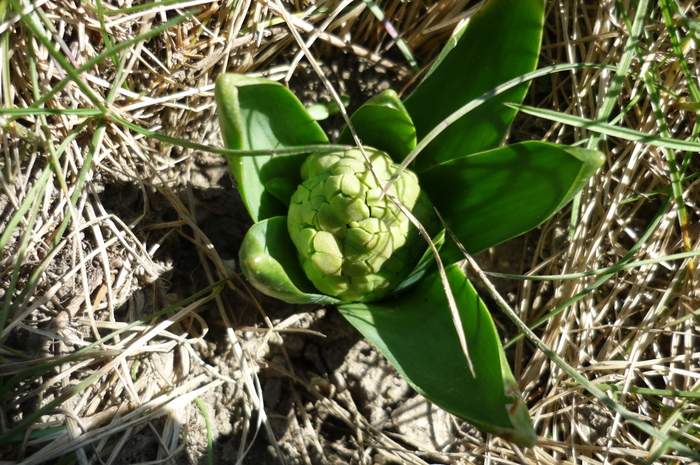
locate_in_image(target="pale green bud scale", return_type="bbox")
[288,148,436,302]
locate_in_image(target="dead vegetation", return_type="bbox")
[1,0,699,463]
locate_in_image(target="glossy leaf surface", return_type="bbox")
[404,0,545,171]
[215,74,328,222]
[338,89,416,162]
[338,264,536,447]
[239,216,341,305]
[420,141,605,262]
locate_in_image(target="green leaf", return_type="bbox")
[393,230,445,294]
[337,89,416,162]
[239,216,341,305]
[338,264,536,447]
[215,74,328,222]
[419,141,605,262]
[404,0,545,172]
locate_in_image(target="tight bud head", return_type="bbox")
[288,148,435,302]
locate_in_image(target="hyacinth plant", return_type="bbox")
[216,0,604,447]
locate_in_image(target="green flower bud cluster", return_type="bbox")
[288,148,435,302]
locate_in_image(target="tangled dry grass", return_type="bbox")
[1,0,699,463]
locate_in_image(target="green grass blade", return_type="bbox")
[489,250,700,282]
[4,12,190,120]
[0,181,42,334]
[504,195,672,348]
[194,397,214,465]
[10,0,108,113]
[586,0,649,151]
[361,0,419,73]
[509,103,700,152]
[0,108,103,116]
[113,114,346,159]
[598,384,700,399]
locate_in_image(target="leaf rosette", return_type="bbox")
[215,0,605,448]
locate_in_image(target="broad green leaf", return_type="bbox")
[239,216,341,305]
[338,264,536,447]
[419,141,605,262]
[215,74,328,222]
[338,89,416,162]
[404,0,545,172]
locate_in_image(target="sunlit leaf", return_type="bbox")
[419,141,605,262]
[239,216,341,305]
[404,0,545,171]
[338,89,416,162]
[338,264,536,447]
[215,74,328,222]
